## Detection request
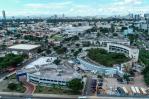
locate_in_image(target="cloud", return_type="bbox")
[25,1,72,9]
[5,0,149,16]
[114,0,143,5]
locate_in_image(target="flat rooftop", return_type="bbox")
[8,44,40,51]
[24,57,80,81]
[25,57,57,69]
[31,68,79,81]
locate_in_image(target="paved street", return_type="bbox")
[88,96,149,99]
[83,76,93,96]
[0,92,78,99]
[0,95,76,99]
[0,71,16,82]
[0,94,149,99]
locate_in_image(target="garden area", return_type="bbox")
[0,73,25,93]
[35,85,80,95]
[87,48,130,67]
[35,78,83,95]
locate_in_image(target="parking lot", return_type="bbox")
[101,75,148,96]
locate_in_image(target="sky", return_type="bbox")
[0,0,149,17]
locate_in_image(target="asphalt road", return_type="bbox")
[83,76,93,96]
[1,95,149,99]
[0,95,77,99]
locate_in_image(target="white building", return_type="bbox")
[107,43,139,62]
[23,57,81,86]
[99,38,130,47]
[63,26,92,36]
[27,70,80,86]
[7,44,41,57]
[77,57,119,77]
[80,38,130,46]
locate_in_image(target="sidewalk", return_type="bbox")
[23,81,36,95]
[0,71,16,82]
[0,92,79,98]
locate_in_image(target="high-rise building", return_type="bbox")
[144,13,149,18]
[134,14,141,20]
[147,18,149,35]
[128,13,134,19]
[145,13,149,35]
[62,14,65,18]
[2,10,6,20]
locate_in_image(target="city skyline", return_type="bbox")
[0,0,149,17]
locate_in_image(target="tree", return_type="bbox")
[0,54,24,69]
[127,34,138,44]
[123,74,130,83]
[0,44,6,50]
[97,32,101,37]
[87,48,129,67]
[7,83,17,90]
[76,43,80,47]
[97,75,103,79]
[53,59,61,65]
[82,41,91,47]
[121,27,127,32]
[74,50,80,57]
[46,49,51,54]
[139,49,149,85]
[111,24,115,33]
[67,78,83,92]
[99,27,109,33]
[14,34,21,39]
[113,33,118,36]
[54,46,67,54]
[144,71,149,85]
[78,48,82,52]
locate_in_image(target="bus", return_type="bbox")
[139,87,147,95]
[135,87,140,94]
[131,86,137,95]
[122,87,129,95]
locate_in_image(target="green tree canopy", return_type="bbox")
[87,48,129,67]
[67,78,83,92]
[7,83,17,90]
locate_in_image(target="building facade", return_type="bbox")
[107,43,139,62]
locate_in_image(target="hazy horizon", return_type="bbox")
[0,0,149,17]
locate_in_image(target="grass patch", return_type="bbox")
[35,85,81,95]
[50,34,63,41]
[7,74,16,79]
[7,82,25,93]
